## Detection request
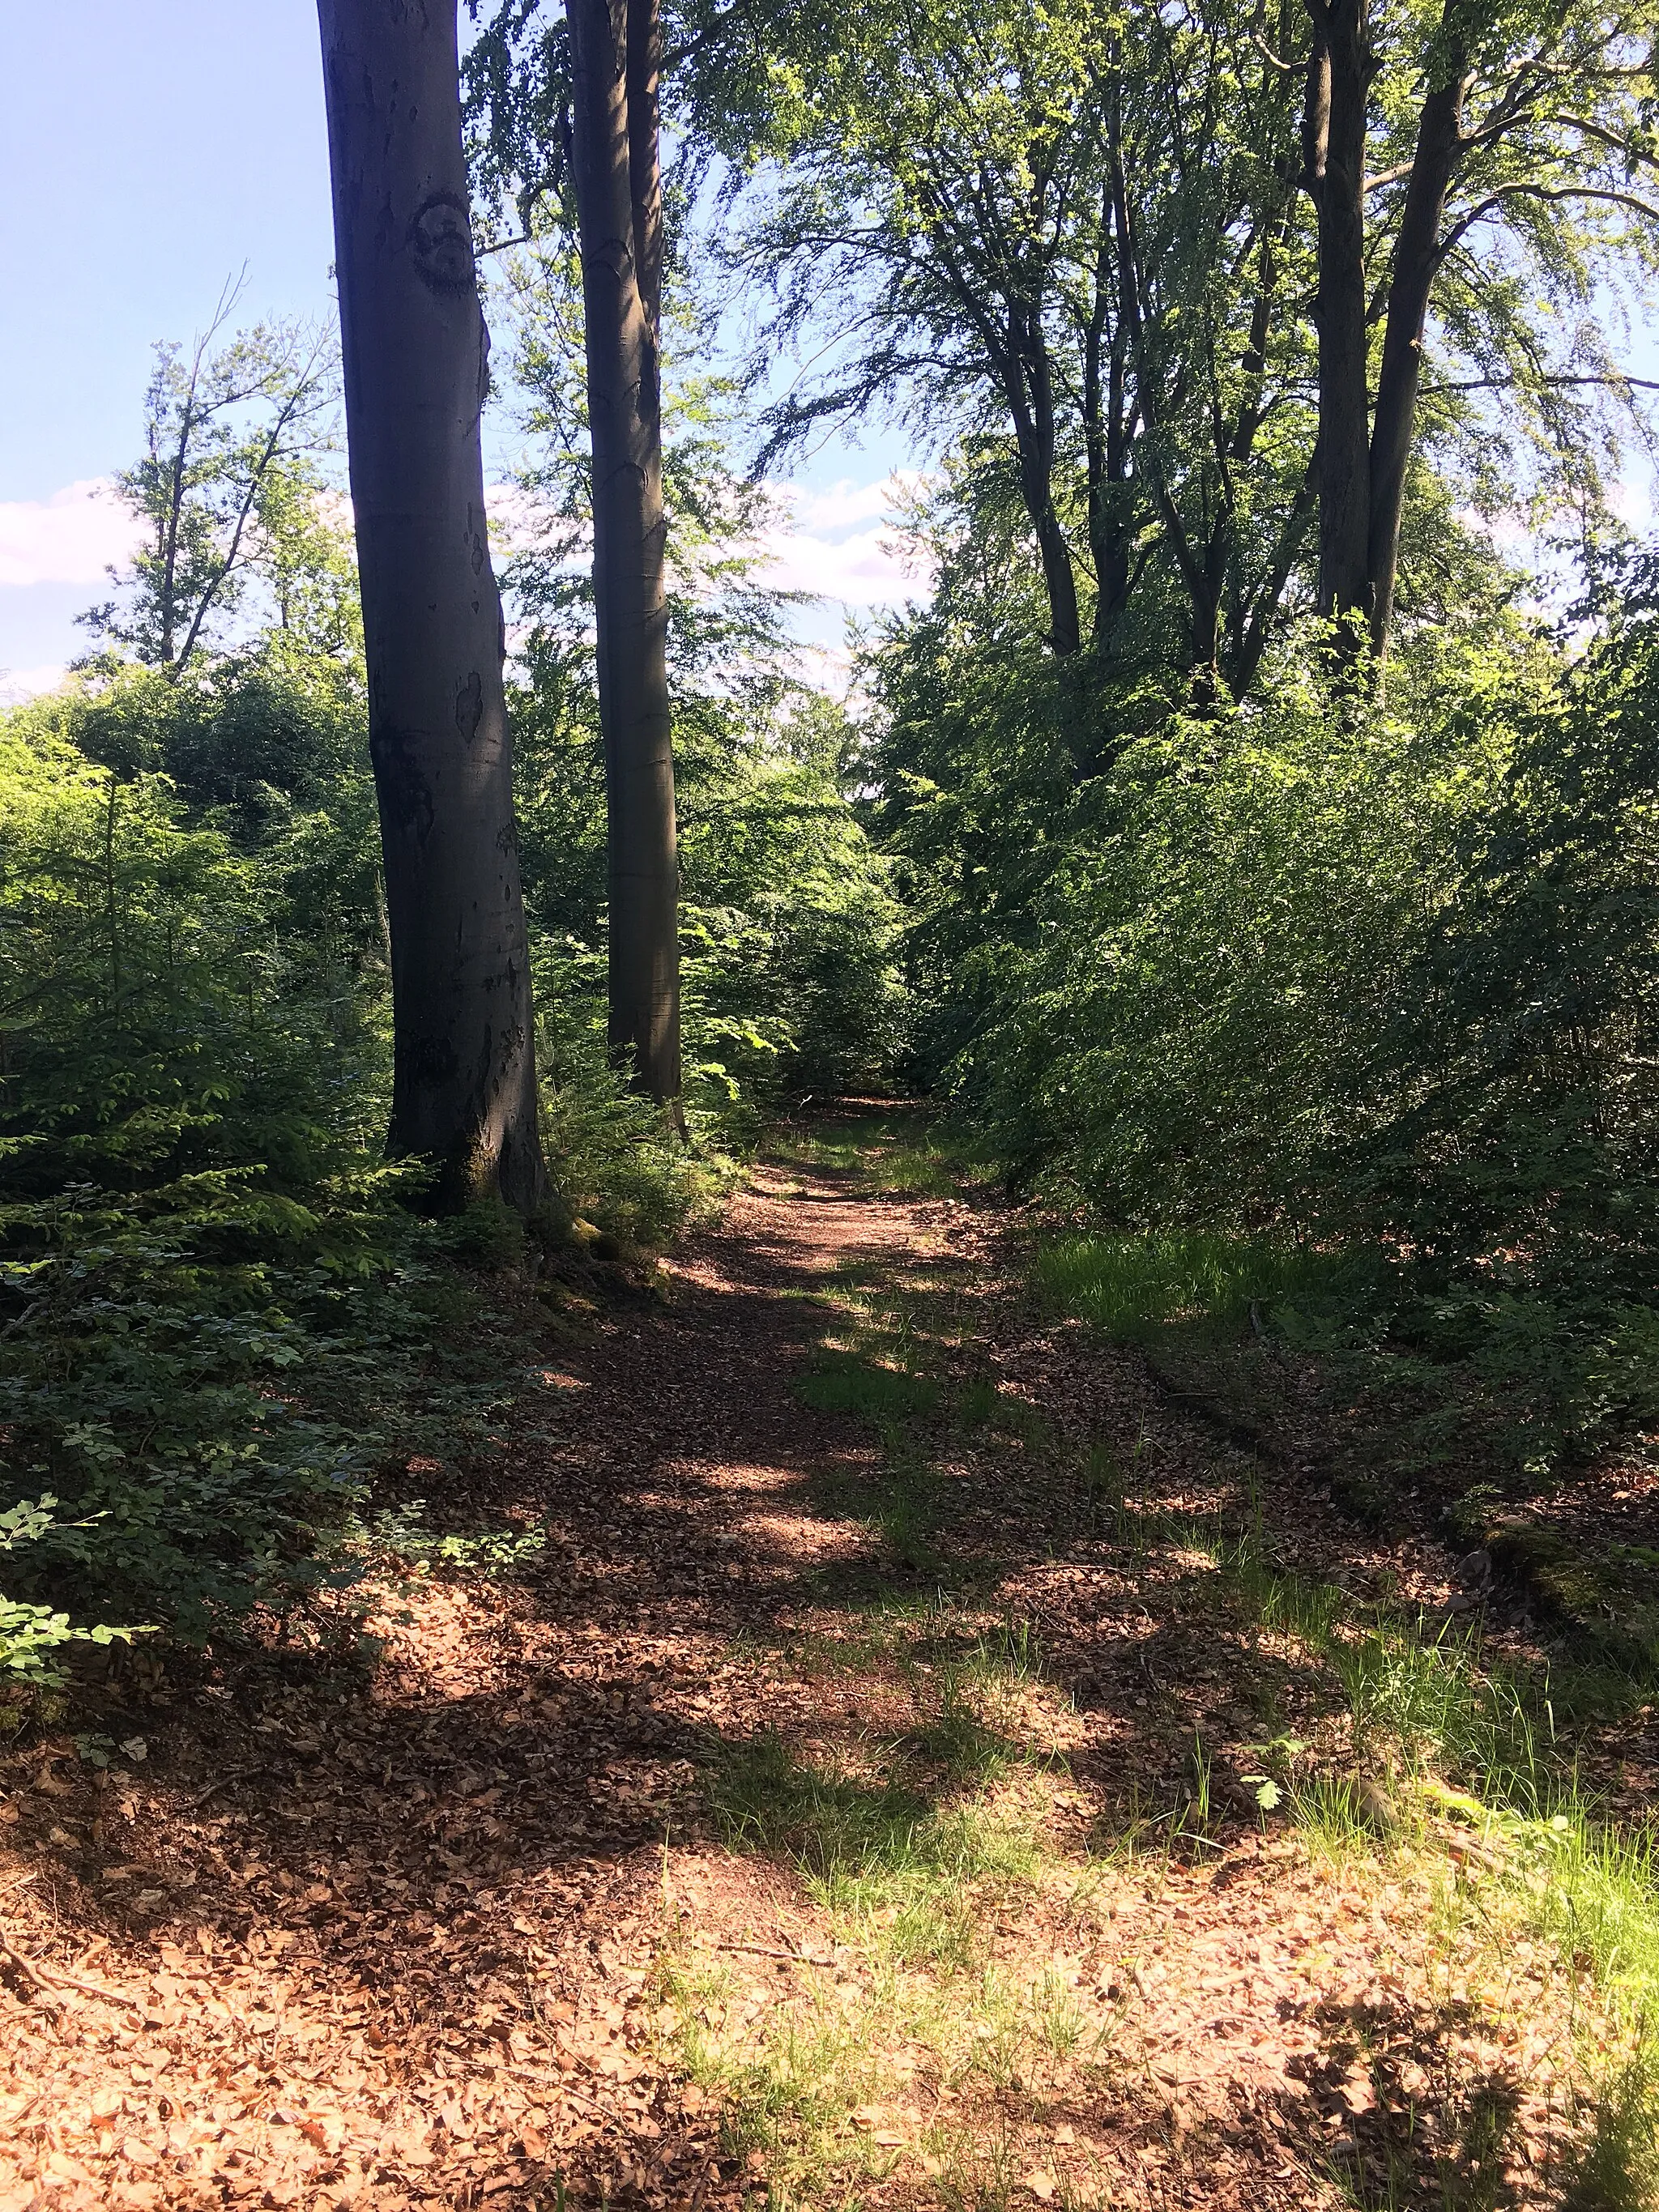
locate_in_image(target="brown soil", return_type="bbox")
[0,1132,1628,2211]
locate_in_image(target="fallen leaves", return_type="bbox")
[0,1146,1623,2212]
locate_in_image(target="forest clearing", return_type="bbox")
[5,0,1659,2206]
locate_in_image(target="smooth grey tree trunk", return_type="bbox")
[317,0,547,1216]
[567,0,681,1105]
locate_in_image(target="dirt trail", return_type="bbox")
[0,1132,1605,2210]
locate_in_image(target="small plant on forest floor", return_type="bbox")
[962,1613,1046,1691]
[906,1676,1017,1785]
[876,1465,945,1576]
[793,1350,940,1425]
[352,1499,549,1582]
[1291,1774,1381,1867]
[957,1375,999,1428]
[1078,1440,1125,1530]
[1176,1730,1222,1851]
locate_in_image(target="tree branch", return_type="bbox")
[1435,181,1659,269]
[1422,373,1659,395]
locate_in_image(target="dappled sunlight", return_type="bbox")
[1,1116,1648,2210]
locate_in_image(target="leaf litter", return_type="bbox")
[0,1119,1645,2210]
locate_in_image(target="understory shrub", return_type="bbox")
[0,693,503,1647]
[894,569,1659,1477]
[0,652,908,1657]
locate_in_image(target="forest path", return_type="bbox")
[0,1114,1602,2211]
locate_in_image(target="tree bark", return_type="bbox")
[993,317,1080,658]
[1083,217,1133,654]
[1303,0,1372,633]
[1367,55,1464,655]
[317,0,546,1217]
[568,0,680,1103]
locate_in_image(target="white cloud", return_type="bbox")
[0,478,145,589]
[1610,475,1657,531]
[757,473,936,608]
[0,663,69,705]
[756,522,920,606]
[484,470,936,612]
[778,472,931,535]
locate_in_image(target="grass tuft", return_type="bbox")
[794,1351,940,1424]
[1032,1228,1363,1343]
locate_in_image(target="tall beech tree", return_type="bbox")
[1303,0,1659,657]
[317,0,547,1215]
[1303,0,1372,638]
[461,0,681,1102]
[467,0,1656,708]
[566,0,680,1105]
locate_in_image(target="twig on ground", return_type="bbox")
[0,1930,66,2011]
[186,1764,270,1810]
[715,1940,832,1965]
[0,1924,130,2006]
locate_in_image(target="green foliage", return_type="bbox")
[920,574,1659,1479]
[0,296,908,1674]
[496,239,909,1110]
[535,939,729,1249]
[0,686,382,1195]
[79,309,338,673]
[951,641,1504,1216]
[0,1497,146,1688]
[0,672,508,1642]
[355,1499,549,1582]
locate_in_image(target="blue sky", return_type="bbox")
[0,5,337,684]
[0,3,916,693]
[3,8,1653,693]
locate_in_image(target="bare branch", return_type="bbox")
[1422,373,1659,395]
[1435,181,1659,270]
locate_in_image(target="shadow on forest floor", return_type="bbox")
[0,1108,1653,2211]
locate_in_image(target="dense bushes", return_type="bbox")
[0,684,403,1661]
[0,565,906,1676]
[873,561,1659,1478]
[514,679,908,1115]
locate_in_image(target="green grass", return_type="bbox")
[1525,1818,1659,2210]
[672,1669,1094,2212]
[793,1350,940,1424]
[1032,1226,1363,1342]
[792,1321,953,1575]
[764,1111,990,1202]
[700,1119,1659,2204]
[655,1930,1102,2212]
[1213,1520,1659,2196]
[654,1945,897,2211]
[861,1141,961,1199]
[710,1730,1044,1967]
